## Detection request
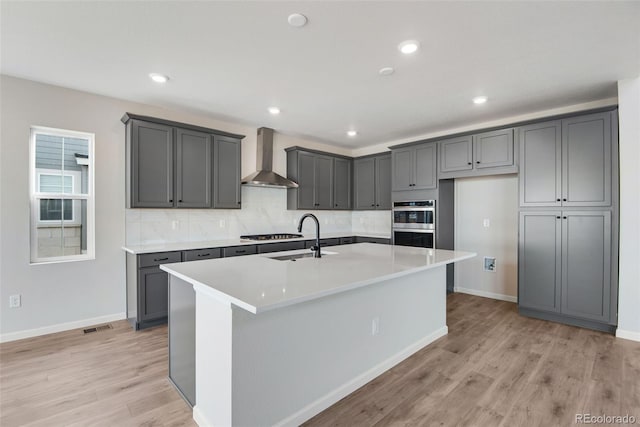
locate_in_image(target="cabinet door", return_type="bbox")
[176,129,211,208]
[561,211,611,322]
[296,152,316,210]
[314,155,334,209]
[333,158,352,210]
[474,128,514,169]
[213,136,242,209]
[375,155,392,210]
[439,136,473,173]
[392,148,414,191]
[131,120,174,207]
[139,267,169,322]
[562,112,612,207]
[414,143,437,190]
[519,121,562,207]
[354,158,376,209]
[518,211,562,313]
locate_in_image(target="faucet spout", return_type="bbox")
[297,213,321,258]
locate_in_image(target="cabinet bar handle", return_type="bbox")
[154,257,169,262]
[236,250,246,253]
[476,161,480,164]
[556,216,561,219]
[467,162,472,165]
[178,199,183,202]
[197,253,210,257]
[556,198,561,202]
[371,204,375,207]
[563,216,567,219]
[563,198,567,202]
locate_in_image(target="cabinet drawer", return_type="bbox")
[355,237,391,245]
[223,245,257,257]
[182,248,222,262]
[340,237,355,245]
[305,238,340,248]
[139,251,182,268]
[257,241,306,254]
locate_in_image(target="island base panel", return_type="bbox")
[193,265,447,426]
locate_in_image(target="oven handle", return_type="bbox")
[392,207,435,212]
[393,229,435,234]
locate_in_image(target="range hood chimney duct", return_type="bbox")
[241,127,299,188]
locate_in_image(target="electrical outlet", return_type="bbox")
[484,257,496,272]
[171,220,179,230]
[9,294,21,308]
[219,219,226,228]
[371,317,380,336]
[483,218,491,228]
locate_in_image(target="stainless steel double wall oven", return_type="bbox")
[392,200,436,249]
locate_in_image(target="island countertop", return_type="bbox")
[160,243,475,314]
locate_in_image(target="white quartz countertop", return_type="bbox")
[122,232,390,254]
[160,243,475,314]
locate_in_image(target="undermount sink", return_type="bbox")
[268,251,337,261]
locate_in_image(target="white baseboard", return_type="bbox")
[0,312,126,343]
[616,328,640,342]
[272,326,448,427]
[454,286,517,303]
[193,405,214,427]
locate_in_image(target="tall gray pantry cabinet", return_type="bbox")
[517,110,618,332]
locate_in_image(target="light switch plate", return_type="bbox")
[483,218,490,228]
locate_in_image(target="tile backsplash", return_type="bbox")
[125,186,391,246]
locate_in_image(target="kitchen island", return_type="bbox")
[161,243,475,426]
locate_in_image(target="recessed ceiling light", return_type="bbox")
[268,107,281,115]
[379,67,395,76]
[473,96,488,105]
[347,130,357,137]
[149,73,169,83]
[398,40,419,54]
[288,13,308,27]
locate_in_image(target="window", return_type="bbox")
[30,127,95,263]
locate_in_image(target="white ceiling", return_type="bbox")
[2,1,639,148]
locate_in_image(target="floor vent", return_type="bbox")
[83,324,113,334]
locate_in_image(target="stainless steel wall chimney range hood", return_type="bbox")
[241,127,299,188]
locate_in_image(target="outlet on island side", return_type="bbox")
[9,294,21,308]
[371,317,380,336]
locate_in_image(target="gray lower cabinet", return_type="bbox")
[519,112,612,208]
[213,136,242,209]
[305,238,340,248]
[123,113,244,209]
[127,250,182,330]
[169,275,196,407]
[518,210,613,330]
[223,245,258,257]
[354,154,391,210]
[182,248,222,262]
[333,157,352,209]
[257,241,305,253]
[176,129,212,208]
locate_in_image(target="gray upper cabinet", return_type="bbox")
[439,136,473,173]
[562,112,612,207]
[518,211,562,313]
[129,120,174,208]
[519,120,562,207]
[561,211,611,322]
[333,157,352,209]
[286,148,353,210]
[176,129,212,208]
[314,155,334,209]
[213,136,242,209]
[519,112,612,208]
[438,130,516,179]
[354,157,376,209]
[375,155,392,209]
[354,154,390,210]
[474,128,514,169]
[391,142,436,191]
[123,113,244,209]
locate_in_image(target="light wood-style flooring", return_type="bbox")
[1,294,638,426]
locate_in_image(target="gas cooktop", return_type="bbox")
[240,233,304,241]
